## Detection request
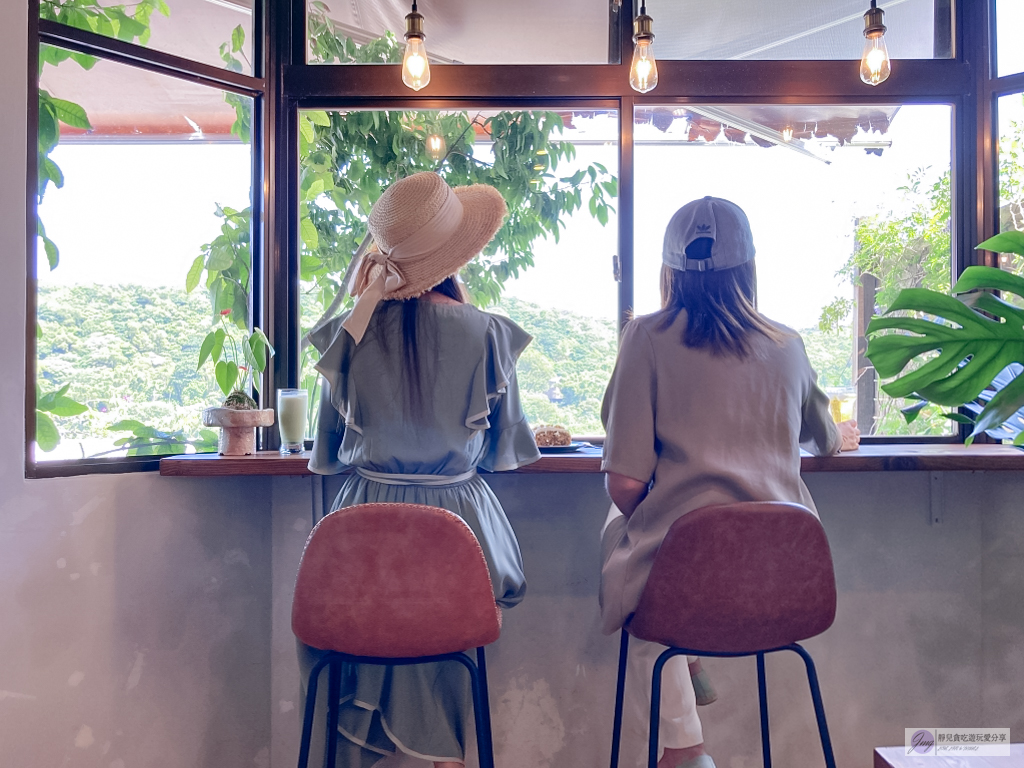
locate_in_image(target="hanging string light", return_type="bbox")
[402,2,430,91]
[860,0,891,86]
[425,132,446,161]
[629,1,658,94]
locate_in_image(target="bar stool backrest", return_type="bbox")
[629,502,836,654]
[291,502,501,658]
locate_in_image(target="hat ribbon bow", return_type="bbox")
[342,187,464,343]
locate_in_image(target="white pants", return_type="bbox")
[626,636,705,764]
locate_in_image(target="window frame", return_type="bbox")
[26,0,270,477]
[28,0,1015,475]
[275,0,989,446]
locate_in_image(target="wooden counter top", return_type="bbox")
[159,444,1024,477]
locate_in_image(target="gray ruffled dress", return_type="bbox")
[302,301,540,768]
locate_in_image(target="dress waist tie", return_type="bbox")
[355,467,477,487]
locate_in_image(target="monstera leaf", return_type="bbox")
[866,265,1024,442]
[963,363,1024,443]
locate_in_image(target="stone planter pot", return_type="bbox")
[202,407,275,456]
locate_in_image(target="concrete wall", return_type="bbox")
[269,471,1024,768]
[0,6,274,767]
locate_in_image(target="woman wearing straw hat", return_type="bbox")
[303,172,540,768]
[600,197,860,768]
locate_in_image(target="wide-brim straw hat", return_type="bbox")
[356,172,507,301]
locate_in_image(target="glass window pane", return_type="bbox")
[633,103,953,436]
[35,48,253,461]
[998,92,1024,270]
[298,108,618,437]
[996,0,1024,77]
[40,0,254,75]
[654,0,950,60]
[306,0,612,64]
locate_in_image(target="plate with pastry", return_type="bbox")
[533,425,584,453]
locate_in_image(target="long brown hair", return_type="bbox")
[375,275,466,416]
[658,239,784,357]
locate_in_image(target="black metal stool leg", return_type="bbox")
[610,629,630,768]
[451,652,494,768]
[787,644,837,768]
[297,654,332,768]
[649,647,681,768]
[757,652,772,768]
[476,648,496,768]
[324,659,342,768]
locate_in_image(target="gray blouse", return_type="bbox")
[308,301,541,477]
[599,309,841,634]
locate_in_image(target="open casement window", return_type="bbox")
[297,107,619,439]
[632,103,954,437]
[29,1,264,476]
[40,0,256,74]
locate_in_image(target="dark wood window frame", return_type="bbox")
[27,0,1020,476]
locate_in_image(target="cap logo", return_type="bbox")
[695,223,712,234]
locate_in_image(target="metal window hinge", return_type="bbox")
[612,254,621,282]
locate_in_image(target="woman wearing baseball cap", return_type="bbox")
[600,197,860,768]
[303,171,541,768]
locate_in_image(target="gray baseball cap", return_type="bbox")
[663,196,756,272]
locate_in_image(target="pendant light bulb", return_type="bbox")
[859,0,891,86]
[425,132,446,161]
[402,3,430,91]
[781,125,794,143]
[629,5,658,94]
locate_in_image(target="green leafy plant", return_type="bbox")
[195,309,274,407]
[107,420,219,457]
[865,232,1024,443]
[35,382,88,452]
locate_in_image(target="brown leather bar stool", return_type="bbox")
[609,502,838,768]
[292,502,502,768]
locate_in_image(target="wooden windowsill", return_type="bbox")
[159,444,1024,477]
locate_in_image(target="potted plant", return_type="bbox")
[865,231,1024,443]
[199,309,275,455]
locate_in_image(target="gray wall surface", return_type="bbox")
[0,8,272,767]
[3,5,1023,768]
[270,472,1024,768]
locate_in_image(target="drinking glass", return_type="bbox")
[277,388,308,454]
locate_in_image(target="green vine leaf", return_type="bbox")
[36,411,60,452]
[49,96,92,130]
[185,254,205,293]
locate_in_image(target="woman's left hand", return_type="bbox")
[837,419,861,452]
